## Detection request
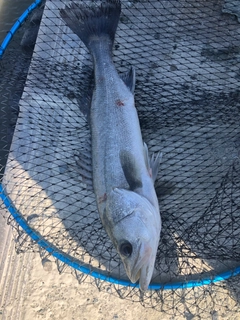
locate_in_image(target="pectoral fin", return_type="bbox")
[120,150,142,191]
[143,142,162,183]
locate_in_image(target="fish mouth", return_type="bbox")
[128,243,153,291]
[138,264,152,291]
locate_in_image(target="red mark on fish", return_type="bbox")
[98,193,107,203]
[116,99,124,106]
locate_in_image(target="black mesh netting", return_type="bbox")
[1,0,240,317]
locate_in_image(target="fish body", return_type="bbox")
[60,0,161,291]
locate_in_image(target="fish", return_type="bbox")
[60,0,161,291]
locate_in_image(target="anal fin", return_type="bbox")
[74,140,93,189]
[76,92,92,123]
[62,134,93,190]
[76,66,94,123]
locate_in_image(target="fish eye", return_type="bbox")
[119,241,133,257]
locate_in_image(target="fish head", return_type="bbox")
[106,188,161,291]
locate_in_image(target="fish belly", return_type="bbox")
[90,69,145,217]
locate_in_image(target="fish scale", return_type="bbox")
[60,0,161,291]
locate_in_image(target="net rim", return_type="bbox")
[0,0,42,57]
[1,181,240,290]
[1,0,240,291]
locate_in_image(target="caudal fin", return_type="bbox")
[60,0,121,51]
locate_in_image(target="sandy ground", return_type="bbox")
[19,256,164,320]
[0,214,174,320]
[1,211,240,320]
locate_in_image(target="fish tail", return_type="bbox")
[60,0,121,53]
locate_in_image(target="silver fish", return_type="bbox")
[60,0,161,291]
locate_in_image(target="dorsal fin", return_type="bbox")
[121,66,136,93]
[143,142,162,183]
